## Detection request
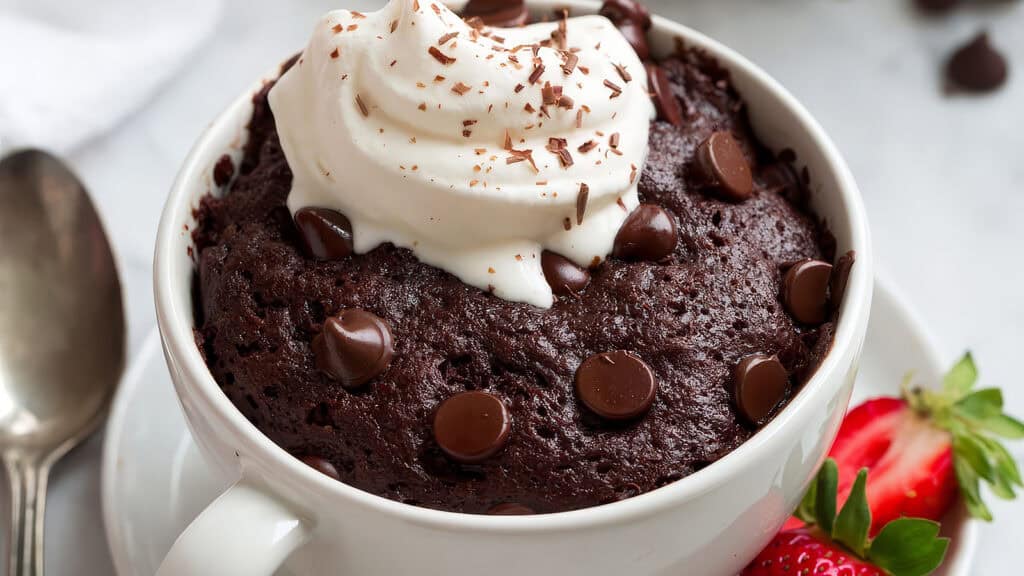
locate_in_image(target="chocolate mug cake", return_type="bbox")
[191,0,850,515]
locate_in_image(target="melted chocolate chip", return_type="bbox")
[646,62,683,127]
[313,309,394,389]
[697,132,754,201]
[782,259,833,325]
[462,0,529,27]
[487,503,535,515]
[916,0,958,13]
[541,251,591,296]
[830,251,856,312]
[299,456,340,480]
[433,391,512,463]
[947,32,1008,93]
[760,161,805,204]
[294,207,354,261]
[733,354,789,425]
[599,0,651,60]
[612,204,677,261]
[575,350,657,421]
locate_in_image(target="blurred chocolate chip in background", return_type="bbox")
[947,31,1009,93]
[915,0,960,13]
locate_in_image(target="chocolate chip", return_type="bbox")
[213,154,234,187]
[313,309,394,389]
[782,259,833,325]
[541,251,591,296]
[599,0,651,60]
[696,132,753,201]
[462,0,529,27]
[646,63,683,127]
[829,251,856,312]
[733,354,789,425]
[916,0,958,13]
[947,32,1008,93]
[294,207,354,261]
[433,391,512,463]
[575,350,657,421]
[612,204,677,261]
[487,503,534,515]
[299,456,340,480]
[760,161,805,204]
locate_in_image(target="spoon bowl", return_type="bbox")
[0,149,124,575]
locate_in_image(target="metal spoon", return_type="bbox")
[0,150,124,575]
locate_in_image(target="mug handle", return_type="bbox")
[156,480,311,576]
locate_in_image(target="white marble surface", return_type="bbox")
[9,0,1024,573]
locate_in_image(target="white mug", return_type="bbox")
[153,1,873,574]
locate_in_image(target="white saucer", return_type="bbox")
[101,279,978,576]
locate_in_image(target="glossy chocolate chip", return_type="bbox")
[541,251,590,296]
[599,0,651,60]
[294,207,354,261]
[487,503,535,515]
[612,204,677,261]
[947,32,1008,93]
[646,62,683,127]
[782,259,833,325]
[462,0,529,27]
[575,350,657,421]
[734,354,789,425]
[313,309,394,389]
[299,456,340,480]
[830,251,856,312]
[697,132,754,201]
[433,391,512,463]
[916,0,958,13]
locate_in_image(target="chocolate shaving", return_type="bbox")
[609,132,620,149]
[575,109,584,128]
[578,65,590,75]
[614,63,632,83]
[576,183,589,225]
[603,79,623,98]
[452,82,472,95]
[629,163,638,184]
[465,16,484,29]
[351,11,365,19]
[514,83,525,93]
[463,119,478,126]
[330,48,340,59]
[355,94,369,117]
[558,95,574,109]
[434,75,445,82]
[438,32,459,45]
[463,130,473,138]
[524,103,535,113]
[529,63,545,85]
[578,140,597,153]
[390,19,399,33]
[332,23,343,33]
[563,218,572,231]
[541,82,562,105]
[429,46,456,65]
[561,52,579,75]
[412,0,420,10]
[418,102,427,111]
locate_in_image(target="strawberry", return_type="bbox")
[829,353,1023,531]
[743,460,949,576]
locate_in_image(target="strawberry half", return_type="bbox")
[743,460,949,576]
[785,353,1023,535]
[830,397,957,534]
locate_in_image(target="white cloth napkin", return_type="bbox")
[0,0,223,154]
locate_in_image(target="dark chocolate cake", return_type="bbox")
[192,1,841,514]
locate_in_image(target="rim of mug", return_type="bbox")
[154,0,872,533]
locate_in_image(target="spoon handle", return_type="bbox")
[3,453,49,576]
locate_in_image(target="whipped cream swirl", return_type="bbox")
[270,0,654,307]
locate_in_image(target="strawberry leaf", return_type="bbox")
[815,458,839,534]
[868,518,949,576]
[955,388,1003,420]
[832,468,871,556]
[795,473,818,524]
[953,432,994,483]
[942,352,977,398]
[953,457,992,521]
[974,414,1024,439]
